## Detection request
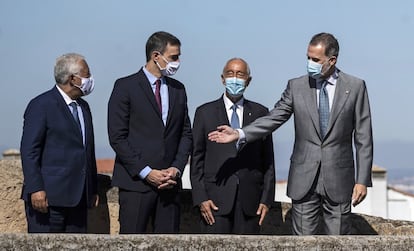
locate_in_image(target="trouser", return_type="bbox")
[118,187,180,234]
[25,189,87,233]
[291,169,352,235]
[200,185,260,234]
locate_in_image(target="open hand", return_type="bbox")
[208,125,239,143]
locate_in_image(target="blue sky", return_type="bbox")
[1,1,413,176]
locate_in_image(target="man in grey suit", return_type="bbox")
[208,32,373,235]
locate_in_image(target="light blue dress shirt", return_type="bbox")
[139,67,169,179]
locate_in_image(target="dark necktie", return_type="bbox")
[319,81,330,138]
[69,102,82,132]
[231,105,240,129]
[155,79,162,113]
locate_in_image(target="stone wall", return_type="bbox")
[2,159,414,235]
[2,234,414,250]
[3,159,414,250]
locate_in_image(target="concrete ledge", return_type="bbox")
[1,234,414,250]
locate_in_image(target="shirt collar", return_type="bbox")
[143,66,164,85]
[318,68,339,85]
[223,94,244,111]
[56,84,77,105]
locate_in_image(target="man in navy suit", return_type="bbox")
[191,58,275,234]
[108,31,192,233]
[20,53,98,233]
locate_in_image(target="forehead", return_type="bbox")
[224,60,247,72]
[164,43,181,55]
[307,44,326,58]
[78,60,90,74]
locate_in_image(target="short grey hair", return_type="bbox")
[224,57,251,75]
[54,53,85,84]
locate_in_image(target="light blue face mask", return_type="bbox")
[307,60,323,79]
[225,77,246,97]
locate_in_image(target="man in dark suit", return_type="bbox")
[108,31,192,234]
[191,58,275,234]
[209,33,373,235]
[20,53,98,233]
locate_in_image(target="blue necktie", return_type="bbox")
[319,81,330,138]
[231,105,240,129]
[69,102,82,133]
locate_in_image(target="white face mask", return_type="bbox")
[156,55,180,76]
[73,75,95,96]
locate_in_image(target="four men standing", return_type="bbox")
[20,32,373,235]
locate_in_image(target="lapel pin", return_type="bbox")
[248,112,252,116]
[346,90,350,94]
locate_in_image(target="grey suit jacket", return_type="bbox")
[243,70,373,203]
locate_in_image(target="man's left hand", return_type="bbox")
[158,167,180,190]
[256,203,269,226]
[352,184,367,206]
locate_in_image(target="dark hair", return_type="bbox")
[145,31,181,62]
[309,32,339,57]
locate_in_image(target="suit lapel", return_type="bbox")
[217,97,238,153]
[52,87,83,142]
[302,78,321,137]
[217,97,231,126]
[166,78,177,127]
[137,70,162,118]
[242,100,255,126]
[79,100,91,146]
[326,73,351,135]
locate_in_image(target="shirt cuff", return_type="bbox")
[139,166,152,179]
[236,128,246,146]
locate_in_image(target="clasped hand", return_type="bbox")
[146,167,179,190]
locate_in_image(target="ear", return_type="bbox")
[221,74,226,86]
[329,56,337,66]
[152,51,160,61]
[245,76,252,88]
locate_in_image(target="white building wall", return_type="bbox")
[352,172,387,218]
[387,189,414,221]
[275,181,290,203]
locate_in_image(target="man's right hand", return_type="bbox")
[208,125,239,143]
[31,190,48,213]
[200,200,219,225]
[145,169,171,187]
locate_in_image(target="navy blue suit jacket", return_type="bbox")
[20,86,97,208]
[108,68,192,192]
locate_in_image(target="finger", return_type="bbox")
[206,210,215,225]
[158,183,170,189]
[209,201,219,211]
[166,179,177,185]
[259,213,265,226]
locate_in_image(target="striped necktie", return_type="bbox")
[319,81,329,138]
[231,105,240,129]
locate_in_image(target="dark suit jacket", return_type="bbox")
[20,86,98,208]
[191,97,275,216]
[243,70,373,203]
[108,68,192,192]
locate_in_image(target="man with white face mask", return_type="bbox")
[108,31,192,233]
[190,58,275,234]
[20,53,99,233]
[208,33,373,235]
